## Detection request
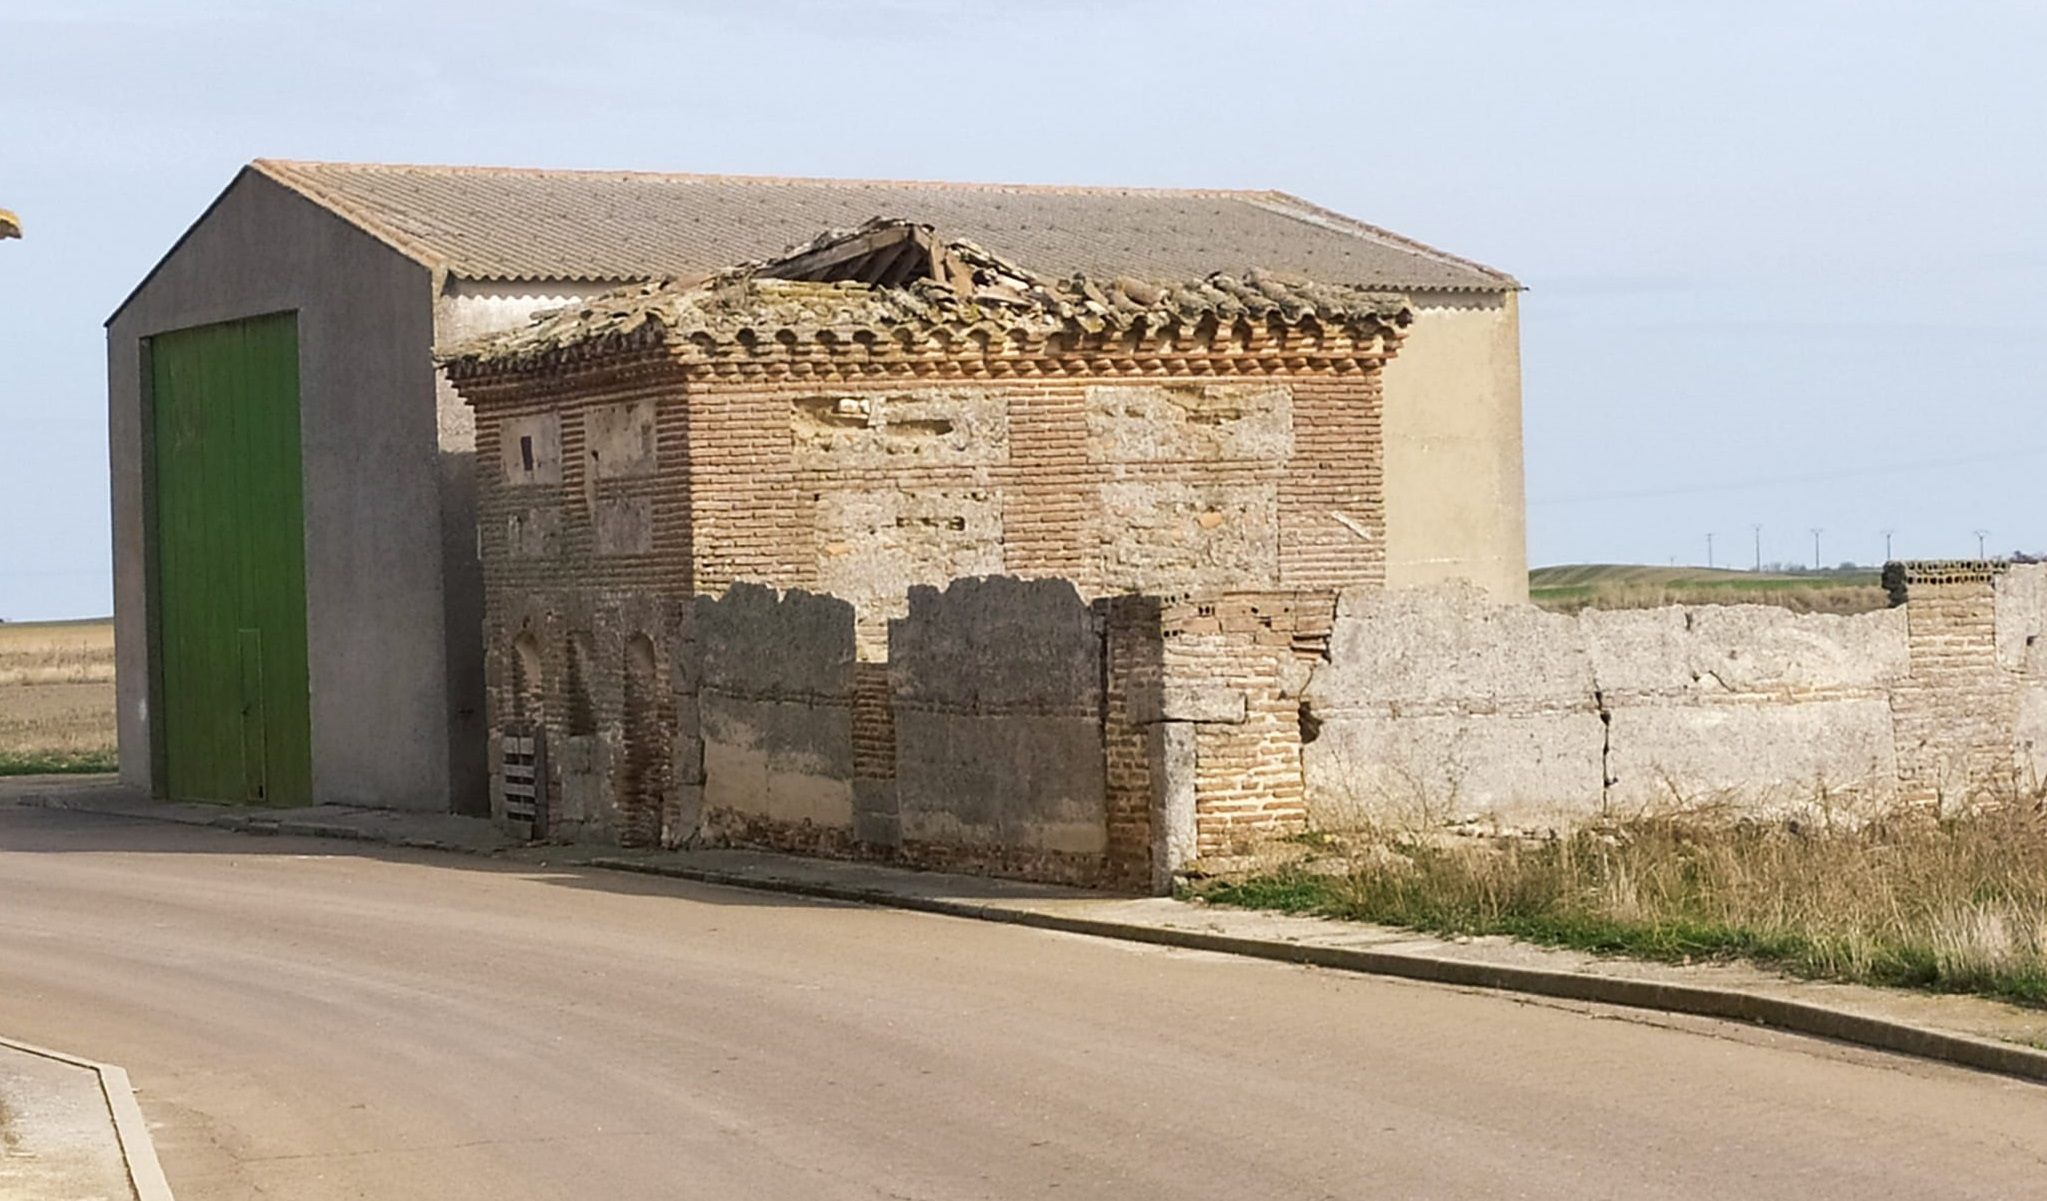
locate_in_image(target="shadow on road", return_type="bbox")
[0,792,1114,911]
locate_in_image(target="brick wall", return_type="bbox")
[1100,595,1165,887]
[1154,592,1336,861]
[455,305,2047,879]
[452,307,1397,883]
[472,352,694,608]
[684,372,1385,654]
[1888,561,2042,805]
[468,352,698,846]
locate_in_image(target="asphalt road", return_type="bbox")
[0,806,2043,1200]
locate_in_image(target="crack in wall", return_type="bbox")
[1594,686,1615,812]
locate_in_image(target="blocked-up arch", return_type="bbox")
[619,632,666,847]
[509,631,544,722]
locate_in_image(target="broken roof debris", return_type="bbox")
[447,219,1413,375]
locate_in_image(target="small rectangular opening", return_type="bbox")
[520,435,536,472]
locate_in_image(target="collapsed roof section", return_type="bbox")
[445,219,1413,379]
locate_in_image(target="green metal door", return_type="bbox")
[149,313,312,805]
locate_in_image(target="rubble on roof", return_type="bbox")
[445,219,1411,375]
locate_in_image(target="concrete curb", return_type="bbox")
[582,857,2047,1089]
[14,791,2047,1089]
[8,794,472,854]
[0,1036,175,1201]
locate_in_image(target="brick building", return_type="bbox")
[446,222,1411,880]
[111,159,1518,823]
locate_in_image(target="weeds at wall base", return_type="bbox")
[1187,809,2047,1010]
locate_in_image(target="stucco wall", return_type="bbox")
[1302,584,1912,828]
[650,576,1121,887]
[108,171,455,810]
[890,576,1108,860]
[1997,566,2047,789]
[1380,291,1526,601]
[695,583,858,837]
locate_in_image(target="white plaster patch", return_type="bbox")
[507,506,563,559]
[791,388,1008,469]
[586,398,659,480]
[815,489,1004,649]
[594,496,654,556]
[1085,382,1293,463]
[1995,564,2047,675]
[499,413,562,486]
[1097,480,1278,591]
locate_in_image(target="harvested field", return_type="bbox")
[1530,564,1888,615]
[0,619,116,774]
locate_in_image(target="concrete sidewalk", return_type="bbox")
[9,774,2047,1086]
[0,1037,170,1201]
[0,1042,133,1200]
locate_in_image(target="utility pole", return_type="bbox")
[1975,528,1990,560]
[1881,528,1895,562]
[1706,532,1715,570]
[1809,527,1824,570]
[1752,524,1762,572]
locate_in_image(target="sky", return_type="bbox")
[2,0,2043,619]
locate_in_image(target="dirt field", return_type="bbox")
[0,619,115,773]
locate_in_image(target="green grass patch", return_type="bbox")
[0,750,118,776]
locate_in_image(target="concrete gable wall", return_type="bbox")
[1380,292,1525,601]
[108,171,457,810]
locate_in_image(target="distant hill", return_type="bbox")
[1528,564,1887,614]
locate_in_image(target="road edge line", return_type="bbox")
[581,857,2047,1088]
[0,1036,175,1201]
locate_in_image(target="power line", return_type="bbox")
[1529,446,2047,507]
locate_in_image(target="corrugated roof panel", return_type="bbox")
[251,161,1515,292]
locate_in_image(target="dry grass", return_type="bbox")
[0,618,115,685]
[1537,581,1889,615]
[0,620,116,773]
[1195,805,2047,1006]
